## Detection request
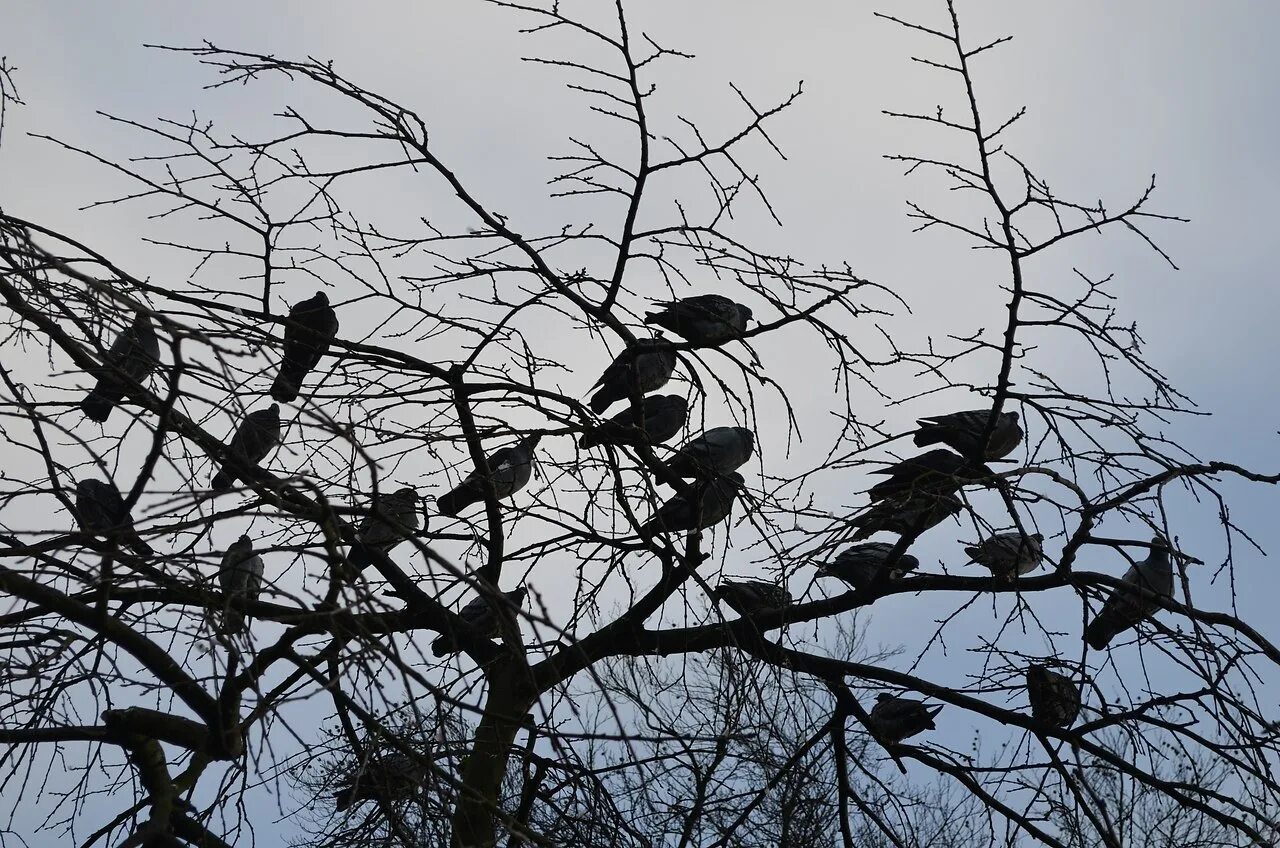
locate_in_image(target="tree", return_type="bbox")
[0,2,1278,846]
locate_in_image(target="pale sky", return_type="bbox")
[3,1,1279,844]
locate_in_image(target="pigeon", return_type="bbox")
[640,472,744,537]
[218,535,265,634]
[580,395,688,449]
[914,409,1022,460]
[431,587,529,656]
[80,312,160,423]
[270,291,339,403]
[868,449,995,502]
[436,435,541,518]
[964,531,1044,580]
[1085,537,1174,650]
[711,580,792,618]
[850,492,963,541]
[74,478,153,555]
[1026,664,1081,728]
[819,542,920,590]
[661,427,755,481]
[867,693,943,745]
[345,487,422,573]
[334,752,426,811]
[644,294,753,346]
[211,404,282,492]
[588,338,678,414]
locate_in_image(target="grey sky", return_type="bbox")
[3,1,1280,844]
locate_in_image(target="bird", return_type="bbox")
[579,394,689,449]
[346,487,422,573]
[334,752,427,811]
[661,427,755,481]
[218,535,264,634]
[819,542,920,590]
[640,472,744,537]
[80,312,160,423]
[867,693,943,745]
[914,408,1023,460]
[644,294,753,345]
[436,435,542,518]
[74,478,153,555]
[270,291,339,403]
[868,449,995,502]
[850,491,963,541]
[1085,536,1174,650]
[431,587,528,657]
[1026,664,1081,728]
[211,404,282,492]
[711,580,792,618]
[964,531,1044,580]
[588,338,677,414]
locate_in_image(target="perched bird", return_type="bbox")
[334,752,426,811]
[661,427,755,481]
[218,535,265,634]
[74,478,153,555]
[80,312,160,423]
[436,435,541,518]
[641,472,744,536]
[867,693,943,745]
[211,404,282,492]
[868,449,995,502]
[1085,537,1174,650]
[964,531,1044,580]
[850,492,963,541]
[588,338,677,414]
[580,394,688,449]
[644,294,753,345]
[914,408,1022,460]
[346,487,422,573]
[1026,664,1081,728]
[711,580,792,618]
[431,587,529,657]
[819,542,920,590]
[270,291,339,403]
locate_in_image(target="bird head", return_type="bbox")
[313,291,329,304]
[521,433,543,451]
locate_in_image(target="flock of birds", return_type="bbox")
[67,291,1177,799]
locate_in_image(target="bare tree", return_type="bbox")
[1,2,1278,847]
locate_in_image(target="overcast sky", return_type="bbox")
[3,1,1280,844]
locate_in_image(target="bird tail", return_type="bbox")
[270,367,301,403]
[80,387,117,423]
[333,787,355,811]
[125,532,154,557]
[1085,619,1114,651]
[211,470,234,492]
[219,608,245,636]
[436,487,479,518]
[578,429,603,449]
[345,542,371,575]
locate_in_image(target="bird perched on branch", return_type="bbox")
[431,587,528,657]
[868,449,996,502]
[819,542,920,590]
[218,535,264,634]
[914,408,1022,460]
[1026,664,1081,728]
[644,294,752,345]
[80,312,160,423]
[1085,536,1174,650]
[661,427,754,481]
[850,491,963,541]
[641,472,744,536]
[867,693,943,745]
[436,435,541,518]
[211,404,281,492]
[711,580,791,618]
[74,478,153,555]
[347,487,421,573]
[964,530,1044,580]
[334,752,427,811]
[588,338,677,414]
[579,394,688,449]
[271,291,339,403]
